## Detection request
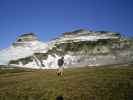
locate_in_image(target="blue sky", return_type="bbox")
[0,0,133,49]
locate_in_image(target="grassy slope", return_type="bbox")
[0,67,133,100]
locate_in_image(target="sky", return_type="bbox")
[0,0,133,49]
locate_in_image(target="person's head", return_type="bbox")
[61,57,64,59]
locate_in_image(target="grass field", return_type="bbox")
[0,66,133,100]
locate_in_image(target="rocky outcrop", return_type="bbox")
[12,33,38,47]
[0,29,133,69]
[16,33,38,42]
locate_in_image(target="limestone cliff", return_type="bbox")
[0,29,132,69]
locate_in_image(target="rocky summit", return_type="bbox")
[0,29,133,69]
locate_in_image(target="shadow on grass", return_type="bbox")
[56,95,64,100]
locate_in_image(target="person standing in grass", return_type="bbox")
[57,57,64,76]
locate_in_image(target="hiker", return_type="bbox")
[57,57,64,76]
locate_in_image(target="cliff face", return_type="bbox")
[45,29,133,68]
[0,29,133,69]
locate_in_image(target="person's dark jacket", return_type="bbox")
[58,58,64,67]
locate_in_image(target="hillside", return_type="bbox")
[0,65,133,100]
[0,29,133,69]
